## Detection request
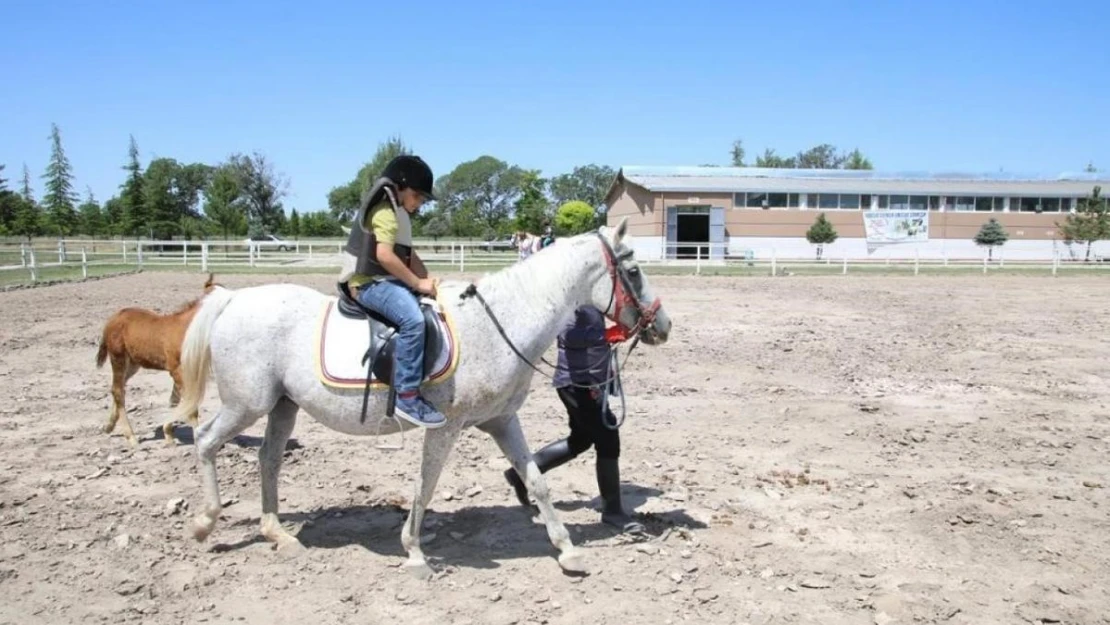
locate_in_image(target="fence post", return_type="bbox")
[696,246,702,275]
[58,239,64,263]
[82,248,88,279]
[183,241,188,266]
[20,243,27,267]
[459,244,465,272]
[308,243,313,260]
[914,247,920,276]
[1052,251,1059,277]
[842,255,848,275]
[944,250,949,267]
[771,247,777,276]
[249,244,255,267]
[982,253,987,274]
[122,241,127,263]
[999,248,1004,268]
[137,242,144,268]
[28,248,37,282]
[201,243,209,272]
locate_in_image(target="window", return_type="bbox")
[929,196,941,211]
[766,193,799,208]
[1019,197,1041,212]
[877,195,888,209]
[909,196,927,211]
[975,197,994,212]
[953,196,975,212]
[818,194,839,209]
[839,194,860,210]
[746,192,768,208]
[1041,198,1060,212]
[889,195,910,210]
[861,194,872,209]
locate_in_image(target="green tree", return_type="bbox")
[204,164,246,240]
[118,136,146,236]
[102,196,123,236]
[143,158,181,239]
[805,212,838,260]
[285,208,301,239]
[555,201,596,235]
[548,163,616,227]
[226,152,289,236]
[0,165,13,234]
[299,210,344,237]
[327,136,412,223]
[20,163,34,203]
[1084,162,1097,173]
[730,139,746,166]
[1057,186,1110,262]
[514,169,550,233]
[973,218,1009,260]
[422,210,451,243]
[41,123,79,235]
[77,187,105,236]
[435,155,524,234]
[844,148,874,170]
[755,148,796,168]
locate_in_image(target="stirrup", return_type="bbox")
[373,412,405,451]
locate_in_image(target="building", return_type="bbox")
[603,166,1110,260]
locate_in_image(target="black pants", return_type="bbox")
[558,386,620,460]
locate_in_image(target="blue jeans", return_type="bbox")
[356,278,425,393]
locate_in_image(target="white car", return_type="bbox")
[244,234,292,251]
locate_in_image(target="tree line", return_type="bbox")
[325,136,614,240]
[0,126,616,241]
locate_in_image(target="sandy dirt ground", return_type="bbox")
[1,270,1108,625]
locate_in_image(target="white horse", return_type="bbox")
[172,218,671,579]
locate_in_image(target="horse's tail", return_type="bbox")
[173,286,235,424]
[95,336,108,368]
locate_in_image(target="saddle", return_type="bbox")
[328,282,453,423]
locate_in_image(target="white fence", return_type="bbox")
[2,238,1109,287]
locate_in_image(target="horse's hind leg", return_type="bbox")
[479,413,587,574]
[106,357,141,448]
[258,397,302,553]
[400,424,462,580]
[191,404,254,542]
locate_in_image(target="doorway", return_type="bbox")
[666,205,724,259]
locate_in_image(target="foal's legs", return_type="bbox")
[191,404,257,542]
[163,368,196,446]
[479,413,586,574]
[400,423,462,580]
[105,357,141,448]
[258,397,302,552]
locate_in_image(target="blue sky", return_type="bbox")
[4,0,1108,212]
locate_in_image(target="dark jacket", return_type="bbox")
[553,307,611,389]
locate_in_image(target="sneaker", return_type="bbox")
[394,394,447,429]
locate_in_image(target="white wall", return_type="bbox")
[728,236,1110,261]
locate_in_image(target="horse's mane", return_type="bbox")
[170,273,221,315]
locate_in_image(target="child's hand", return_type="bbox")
[415,278,438,297]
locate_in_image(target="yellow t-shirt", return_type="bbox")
[347,201,409,288]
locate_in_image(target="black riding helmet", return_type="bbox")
[381,155,436,201]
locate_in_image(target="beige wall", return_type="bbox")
[606,182,662,236]
[606,181,1071,240]
[726,209,1066,240]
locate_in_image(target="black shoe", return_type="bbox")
[596,457,645,534]
[503,438,579,507]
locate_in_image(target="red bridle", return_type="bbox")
[598,235,661,343]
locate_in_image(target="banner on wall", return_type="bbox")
[861,210,929,253]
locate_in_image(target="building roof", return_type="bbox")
[606,165,1110,201]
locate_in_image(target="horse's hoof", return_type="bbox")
[403,559,434,581]
[558,550,588,575]
[190,514,216,542]
[274,538,307,558]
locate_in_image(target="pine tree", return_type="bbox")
[20,163,34,203]
[77,186,105,237]
[41,123,79,235]
[974,218,1009,260]
[119,135,146,236]
[1057,186,1109,262]
[805,212,839,259]
[286,208,301,239]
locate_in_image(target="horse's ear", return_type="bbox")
[611,216,629,245]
